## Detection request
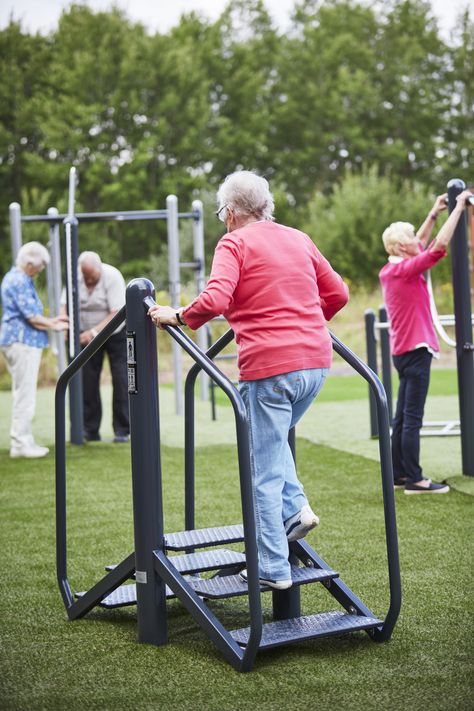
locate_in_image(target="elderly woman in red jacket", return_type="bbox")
[149,170,349,590]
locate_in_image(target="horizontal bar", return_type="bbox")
[21,209,200,224]
[375,315,472,329]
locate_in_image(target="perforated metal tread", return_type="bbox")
[77,563,336,608]
[231,610,381,648]
[105,548,246,576]
[188,565,338,600]
[170,549,246,573]
[76,583,176,608]
[164,524,244,551]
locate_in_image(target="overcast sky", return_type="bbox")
[0,0,470,39]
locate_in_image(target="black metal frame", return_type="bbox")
[55,306,129,615]
[139,289,263,671]
[330,331,401,641]
[55,279,400,671]
[447,179,474,476]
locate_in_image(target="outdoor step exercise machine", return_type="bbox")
[364,179,474,477]
[55,277,400,672]
[10,166,207,440]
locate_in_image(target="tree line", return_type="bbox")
[0,0,472,288]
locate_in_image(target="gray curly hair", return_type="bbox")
[16,241,50,269]
[216,171,275,221]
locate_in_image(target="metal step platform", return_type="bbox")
[105,548,246,576]
[171,548,246,574]
[187,565,338,600]
[231,610,382,649]
[78,560,337,608]
[75,583,167,608]
[164,524,244,551]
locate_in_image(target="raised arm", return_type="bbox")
[429,189,473,252]
[416,194,448,248]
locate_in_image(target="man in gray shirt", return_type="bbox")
[77,251,129,442]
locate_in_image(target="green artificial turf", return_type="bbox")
[200,368,458,407]
[1,435,473,710]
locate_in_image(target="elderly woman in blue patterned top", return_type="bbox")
[0,242,69,458]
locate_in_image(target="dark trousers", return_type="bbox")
[391,347,432,483]
[82,328,130,439]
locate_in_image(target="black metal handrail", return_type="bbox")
[143,298,262,670]
[55,307,126,610]
[329,331,401,640]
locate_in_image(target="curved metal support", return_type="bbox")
[55,308,126,611]
[330,331,401,641]
[143,299,262,671]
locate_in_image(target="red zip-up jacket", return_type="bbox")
[183,221,349,381]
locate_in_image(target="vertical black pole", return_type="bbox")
[379,306,393,425]
[447,179,474,476]
[184,375,196,533]
[365,309,379,437]
[126,278,167,645]
[63,217,83,445]
[272,425,301,620]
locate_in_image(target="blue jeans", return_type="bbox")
[239,368,328,581]
[392,347,432,483]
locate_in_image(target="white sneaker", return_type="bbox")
[239,569,292,590]
[285,504,320,542]
[10,444,49,459]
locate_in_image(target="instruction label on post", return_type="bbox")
[127,332,138,393]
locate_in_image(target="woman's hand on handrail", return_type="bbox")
[148,303,183,330]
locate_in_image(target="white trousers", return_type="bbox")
[1,343,42,450]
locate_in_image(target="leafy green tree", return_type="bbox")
[0,22,54,271]
[442,8,474,184]
[302,165,452,288]
[371,0,452,183]
[269,0,380,204]
[0,0,470,285]
[203,0,279,180]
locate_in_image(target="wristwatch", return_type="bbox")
[176,310,186,326]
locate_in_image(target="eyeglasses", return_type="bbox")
[215,205,228,222]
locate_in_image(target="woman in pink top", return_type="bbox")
[148,170,348,589]
[379,188,472,495]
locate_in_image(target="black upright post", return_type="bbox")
[126,278,167,644]
[63,216,83,445]
[447,179,474,477]
[365,309,379,437]
[379,306,393,425]
[272,425,301,621]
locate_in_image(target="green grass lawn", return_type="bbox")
[0,375,473,710]
[1,439,473,710]
[196,367,458,407]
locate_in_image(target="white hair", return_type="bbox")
[382,221,416,256]
[217,170,275,221]
[16,241,50,269]
[78,251,102,269]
